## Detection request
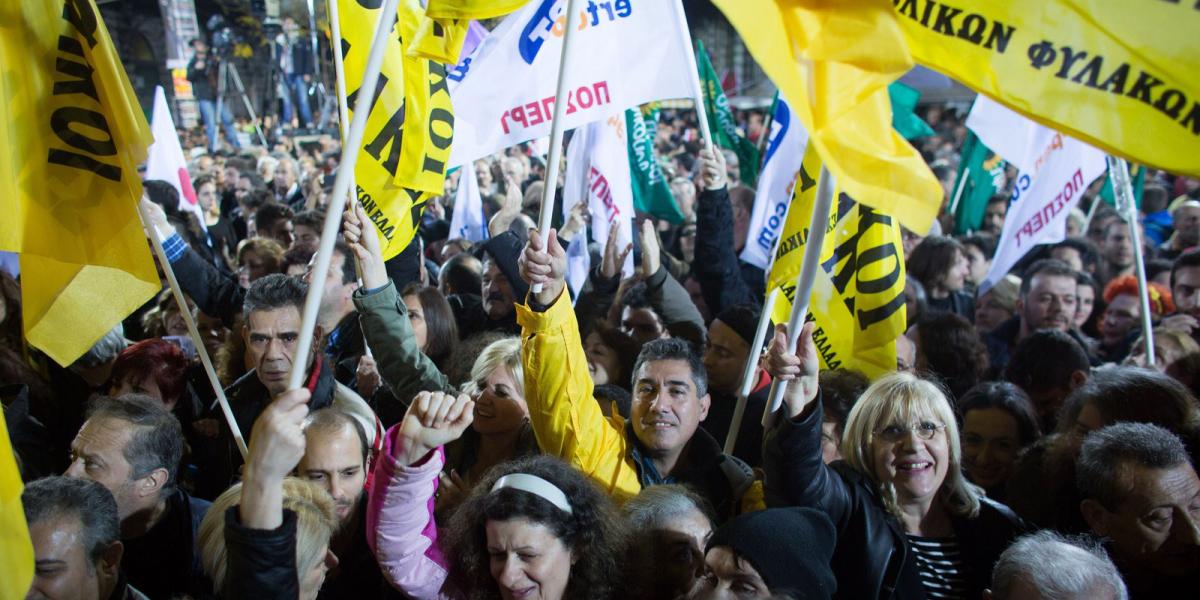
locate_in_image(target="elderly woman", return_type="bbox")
[367,391,629,599]
[762,323,1026,599]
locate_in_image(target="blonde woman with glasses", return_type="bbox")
[762,323,1027,600]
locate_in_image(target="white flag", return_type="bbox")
[448,162,489,242]
[566,232,590,304]
[975,101,1107,294]
[447,0,695,168]
[145,86,205,229]
[563,117,635,279]
[740,95,809,270]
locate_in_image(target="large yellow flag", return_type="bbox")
[768,144,906,378]
[894,0,1200,177]
[0,0,159,366]
[1,410,32,600]
[339,0,456,259]
[425,0,528,20]
[712,0,943,234]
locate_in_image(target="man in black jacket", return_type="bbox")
[699,304,771,467]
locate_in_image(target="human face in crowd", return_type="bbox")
[647,508,712,599]
[197,181,218,214]
[942,249,970,293]
[481,259,517,321]
[1100,294,1140,347]
[583,332,620,386]
[974,290,1014,335]
[304,251,356,320]
[293,224,320,249]
[1018,273,1078,335]
[693,546,771,600]
[1075,283,1095,329]
[983,200,1007,235]
[243,306,315,396]
[235,175,254,203]
[895,334,916,373]
[1172,265,1200,319]
[963,244,989,287]
[269,219,296,249]
[1050,246,1084,273]
[299,425,366,524]
[871,413,950,510]
[402,294,428,352]
[1103,225,1134,270]
[65,418,142,520]
[703,320,751,396]
[821,420,843,464]
[678,221,698,264]
[1174,205,1200,247]
[474,159,494,191]
[1126,336,1189,373]
[622,306,667,346]
[632,359,711,465]
[471,367,528,435]
[275,160,298,194]
[486,518,573,600]
[1084,462,1200,577]
[27,515,121,600]
[961,408,1021,491]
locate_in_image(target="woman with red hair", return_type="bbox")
[1099,275,1174,363]
[109,339,193,412]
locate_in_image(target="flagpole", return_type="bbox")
[289,0,399,391]
[755,92,777,163]
[532,0,584,296]
[724,287,778,454]
[670,0,714,149]
[947,166,969,222]
[137,204,248,460]
[1109,155,1155,367]
[762,165,835,429]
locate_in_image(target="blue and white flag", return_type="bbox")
[448,162,489,242]
[447,0,696,167]
[739,95,809,270]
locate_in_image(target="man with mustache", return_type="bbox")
[986,259,1090,373]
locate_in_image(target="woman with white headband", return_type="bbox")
[366,390,630,600]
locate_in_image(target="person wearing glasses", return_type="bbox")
[762,322,1027,599]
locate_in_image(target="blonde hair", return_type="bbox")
[198,477,338,595]
[839,372,981,521]
[466,337,524,400]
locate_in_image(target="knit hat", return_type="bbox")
[714,304,765,349]
[706,507,837,599]
[476,231,530,301]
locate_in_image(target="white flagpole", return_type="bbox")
[947,166,969,221]
[670,0,714,149]
[532,0,584,296]
[762,165,835,429]
[1109,156,1155,367]
[724,287,779,454]
[137,204,248,459]
[289,0,399,391]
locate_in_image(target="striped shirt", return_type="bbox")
[906,534,969,599]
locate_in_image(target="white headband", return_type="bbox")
[490,473,573,515]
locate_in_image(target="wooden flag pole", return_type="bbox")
[724,287,779,454]
[137,203,248,459]
[288,0,399,391]
[532,0,584,296]
[762,165,835,429]
[1109,155,1155,367]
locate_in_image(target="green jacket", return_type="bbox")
[353,281,455,404]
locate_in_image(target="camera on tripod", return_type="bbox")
[205,15,241,60]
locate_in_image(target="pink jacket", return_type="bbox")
[366,423,461,599]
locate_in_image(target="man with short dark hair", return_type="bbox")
[256,201,297,249]
[1100,218,1135,282]
[293,210,323,249]
[1004,330,1090,430]
[985,259,1085,372]
[437,252,483,297]
[1164,249,1200,343]
[64,396,209,599]
[23,476,147,600]
[983,194,1008,236]
[1049,237,1100,275]
[986,531,1127,600]
[1077,422,1200,597]
[700,304,771,467]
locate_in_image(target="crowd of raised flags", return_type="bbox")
[1,0,1198,596]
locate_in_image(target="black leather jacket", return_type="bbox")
[763,398,1027,599]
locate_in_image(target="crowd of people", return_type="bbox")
[4,99,1200,600]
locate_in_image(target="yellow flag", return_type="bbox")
[768,144,906,378]
[338,0,456,259]
[0,0,159,366]
[425,0,529,20]
[712,0,942,235]
[894,0,1200,178]
[0,409,32,600]
[408,15,471,64]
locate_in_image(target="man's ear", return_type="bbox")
[138,467,170,499]
[698,393,711,422]
[99,540,123,580]
[1080,498,1110,536]
[1069,369,1089,391]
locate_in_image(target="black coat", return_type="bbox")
[763,399,1027,599]
[629,423,755,524]
[694,186,765,315]
[222,507,300,599]
[122,489,212,599]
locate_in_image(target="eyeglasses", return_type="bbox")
[875,421,946,443]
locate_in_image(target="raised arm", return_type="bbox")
[693,148,759,314]
[638,219,706,347]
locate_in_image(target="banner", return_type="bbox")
[894,0,1200,177]
[976,103,1108,293]
[0,0,160,366]
[563,116,635,278]
[1,409,32,600]
[741,94,810,270]
[767,145,906,378]
[447,0,695,168]
[338,0,456,259]
[448,162,488,242]
[712,0,943,235]
[625,105,683,224]
[426,0,529,20]
[952,131,1006,234]
[697,40,759,186]
[146,86,205,229]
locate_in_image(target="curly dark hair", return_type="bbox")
[444,455,630,600]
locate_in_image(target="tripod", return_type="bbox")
[215,58,268,147]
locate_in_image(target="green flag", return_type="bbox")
[626,106,685,223]
[696,40,759,186]
[1099,163,1146,209]
[888,82,934,140]
[952,131,1007,234]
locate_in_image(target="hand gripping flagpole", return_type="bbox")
[724,287,779,454]
[137,204,248,459]
[532,0,584,296]
[1109,156,1155,367]
[762,166,835,429]
[288,0,399,391]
